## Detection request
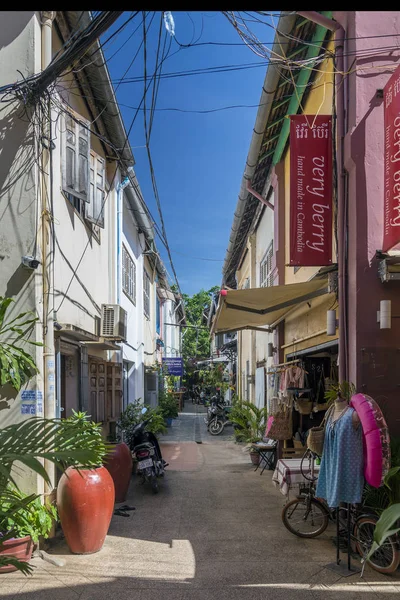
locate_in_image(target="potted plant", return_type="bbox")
[56,411,115,555]
[158,390,179,426]
[118,400,166,453]
[0,490,57,573]
[229,401,269,465]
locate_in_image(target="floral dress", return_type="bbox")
[316,407,364,508]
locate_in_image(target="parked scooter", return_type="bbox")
[128,407,166,494]
[204,395,232,435]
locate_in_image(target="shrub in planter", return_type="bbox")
[117,400,166,450]
[158,391,179,425]
[0,490,57,573]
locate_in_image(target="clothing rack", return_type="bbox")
[266,358,304,375]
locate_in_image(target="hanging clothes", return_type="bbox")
[316,407,364,508]
[282,365,305,392]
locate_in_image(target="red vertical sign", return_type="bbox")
[290,115,333,266]
[383,65,400,252]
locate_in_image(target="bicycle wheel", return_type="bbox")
[282,496,329,538]
[354,515,400,574]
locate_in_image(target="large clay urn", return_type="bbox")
[57,466,114,554]
[104,442,133,503]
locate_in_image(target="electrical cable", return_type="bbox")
[55,12,179,313]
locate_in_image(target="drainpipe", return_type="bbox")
[40,10,56,490]
[246,180,274,211]
[297,11,347,381]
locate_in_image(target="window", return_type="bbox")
[61,109,105,230]
[122,245,136,303]
[86,151,105,228]
[260,241,274,287]
[143,269,151,319]
[156,294,161,335]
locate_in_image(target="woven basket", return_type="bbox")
[296,399,313,415]
[293,438,304,449]
[307,426,324,456]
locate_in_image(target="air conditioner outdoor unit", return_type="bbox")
[101,304,127,341]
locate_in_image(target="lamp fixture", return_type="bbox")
[267,342,277,358]
[327,309,338,336]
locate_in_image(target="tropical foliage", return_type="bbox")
[0,296,41,392]
[0,416,110,574]
[1,490,57,544]
[362,503,400,574]
[229,400,268,444]
[324,380,356,405]
[179,286,219,369]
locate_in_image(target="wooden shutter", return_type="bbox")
[61,109,90,202]
[86,151,105,228]
[89,359,106,422]
[106,362,123,422]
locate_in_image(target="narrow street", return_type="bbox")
[1,408,399,599]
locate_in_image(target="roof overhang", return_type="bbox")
[211,278,332,335]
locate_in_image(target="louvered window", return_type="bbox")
[260,241,274,287]
[122,245,136,303]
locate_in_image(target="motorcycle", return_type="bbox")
[204,396,233,435]
[128,407,166,494]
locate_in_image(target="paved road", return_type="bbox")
[158,403,235,444]
[3,411,399,599]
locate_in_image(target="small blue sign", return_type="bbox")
[162,357,183,377]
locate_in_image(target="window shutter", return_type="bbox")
[61,110,90,201]
[86,152,105,228]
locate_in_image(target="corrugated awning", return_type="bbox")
[212,278,331,334]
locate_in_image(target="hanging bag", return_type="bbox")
[307,404,334,455]
[268,403,292,441]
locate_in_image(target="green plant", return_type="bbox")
[229,400,268,445]
[0,296,42,391]
[324,381,356,405]
[61,410,109,467]
[1,490,57,544]
[0,416,110,575]
[158,390,178,420]
[362,503,400,574]
[117,399,166,446]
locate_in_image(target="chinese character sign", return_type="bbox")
[383,65,400,251]
[289,115,333,266]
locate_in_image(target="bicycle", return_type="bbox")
[281,449,400,575]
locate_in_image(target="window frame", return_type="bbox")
[260,241,274,288]
[122,244,136,304]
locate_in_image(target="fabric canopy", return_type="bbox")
[212,278,331,334]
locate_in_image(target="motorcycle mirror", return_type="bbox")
[141,407,148,414]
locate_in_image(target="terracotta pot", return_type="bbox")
[104,442,133,503]
[250,452,260,466]
[0,535,33,573]
[57,466,114,554]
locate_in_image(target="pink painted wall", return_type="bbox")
[336,11,400,433]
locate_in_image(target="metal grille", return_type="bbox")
[102,306,115,336]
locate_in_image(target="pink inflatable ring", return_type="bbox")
[350,393,391,488]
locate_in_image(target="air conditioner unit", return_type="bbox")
[101,304,127,341]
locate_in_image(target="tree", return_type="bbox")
[179,286,219,370]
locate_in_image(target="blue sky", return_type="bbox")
[103,11,275,296]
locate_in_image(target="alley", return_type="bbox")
[1,409,399,600]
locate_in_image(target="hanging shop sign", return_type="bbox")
[383,65,400,252]
[289,115,333,266]
[162,357,183,376]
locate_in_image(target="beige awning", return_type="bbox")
[212,277,331,334]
